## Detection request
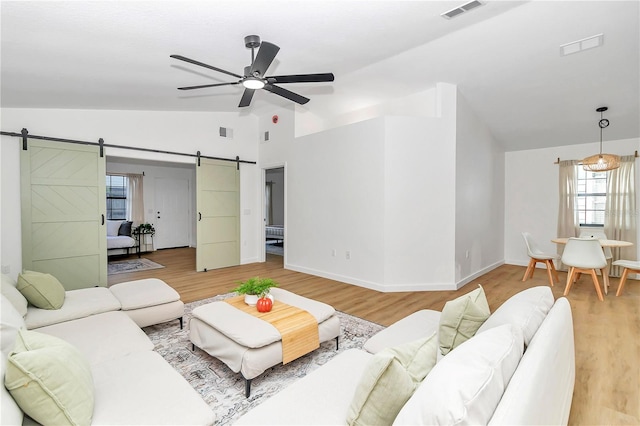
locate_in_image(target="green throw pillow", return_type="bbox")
[5,329,94,426]
[346,333,439,426]
[438,284,490,355]
[17,270,65,310]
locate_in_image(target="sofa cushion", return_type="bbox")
[347,333,438,426]
[438,285,490,355]
[36,311,154,366]
[489,298,575,425]
[118,220,133,236]
[235,349,372,425]
[394,324,524,425]
[363,309,441,354]
[17,271,65,310]
[5,329,94,426]
[25,286,121,329]
[1,352,24,426]
[106,219,124,237]
[477,286,554,346]
[1,296,26,357]
[1,274,28,317]
[90,351,215,425]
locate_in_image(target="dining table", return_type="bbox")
[552,237,634,294]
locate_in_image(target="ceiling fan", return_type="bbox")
[170,35,335,108]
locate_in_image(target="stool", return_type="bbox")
[109,278,184,328]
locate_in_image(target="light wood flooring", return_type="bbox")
[109,248,640,425]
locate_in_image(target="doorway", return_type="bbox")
[265,167,285,257]
[154,177,191,249]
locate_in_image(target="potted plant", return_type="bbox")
[233,277,278,307]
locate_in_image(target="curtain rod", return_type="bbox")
[0,128,256,167]
[554,150,638,164]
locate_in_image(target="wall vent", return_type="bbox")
[560,33,604,56]
[441,0,483,19]
[264,131,270,142]
[219,127,233,139]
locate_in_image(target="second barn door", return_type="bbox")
[196,158,240,271]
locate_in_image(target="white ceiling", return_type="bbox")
[1,1,638,151]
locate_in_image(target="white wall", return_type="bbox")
[455,92,505,286]
[1,108,261,277]
[505,137,640,267]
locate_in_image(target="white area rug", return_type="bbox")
[107,258,165,275]
[144,293,384,425]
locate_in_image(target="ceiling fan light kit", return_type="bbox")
[582,106,620,172]
[171,35,334,108]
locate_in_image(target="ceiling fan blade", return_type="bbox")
[249,42,280,77]
[238,89,256,107]
[170,54,242,79]
[267,73,335,84]
[264,84,310,105]
[178,82,239,90]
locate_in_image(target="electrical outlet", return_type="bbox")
[465,250,469,259]
[331,249,336,257]
[1,265,10,274]
[346,251,351,260]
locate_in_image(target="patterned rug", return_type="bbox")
[107,258,165,275]
[144,293,384,425]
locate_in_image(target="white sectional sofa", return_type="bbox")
[1,274,214,425]
[236,286,575,425]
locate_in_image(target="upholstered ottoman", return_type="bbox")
[189,287,340,396]
[109,278,184,328]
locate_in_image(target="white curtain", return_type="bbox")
[126,174,145,227]
[557,160,580,236]
[604,155,637,275]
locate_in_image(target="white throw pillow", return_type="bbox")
[393,324,524,426]
[477,286,554,346]
[1,353,24,426]
[106,220,124,237]
[1,274,28,317]
[1,296,26,357]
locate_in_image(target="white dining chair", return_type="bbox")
[561,237,607,301]
[579,231,613,292]
[521,232,560,287]
[612,260,640,296]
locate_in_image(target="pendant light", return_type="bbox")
[582,106,620,171]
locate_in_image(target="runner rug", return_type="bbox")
[107,258,164,275]
[144,293,385,425]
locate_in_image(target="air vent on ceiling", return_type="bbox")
[560,33,604,56]
[441,0,483,19]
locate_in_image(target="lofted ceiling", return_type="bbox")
[1,1,638,152]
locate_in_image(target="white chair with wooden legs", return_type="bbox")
[561,237,607,301]
[579,230,613,292]
[521,232,560,287]
[612,260,640,296]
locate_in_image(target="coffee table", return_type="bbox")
[189,288,340,396]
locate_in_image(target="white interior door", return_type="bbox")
[196,159,240,271]
[154,177,190,249]
[20,139,107,290]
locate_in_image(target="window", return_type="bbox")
[576,168,607,226]
[106,175,128,220]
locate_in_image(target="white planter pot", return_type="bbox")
[244,294,258,306]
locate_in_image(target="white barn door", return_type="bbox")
[20,140,107,290]
[196,158,240,271]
